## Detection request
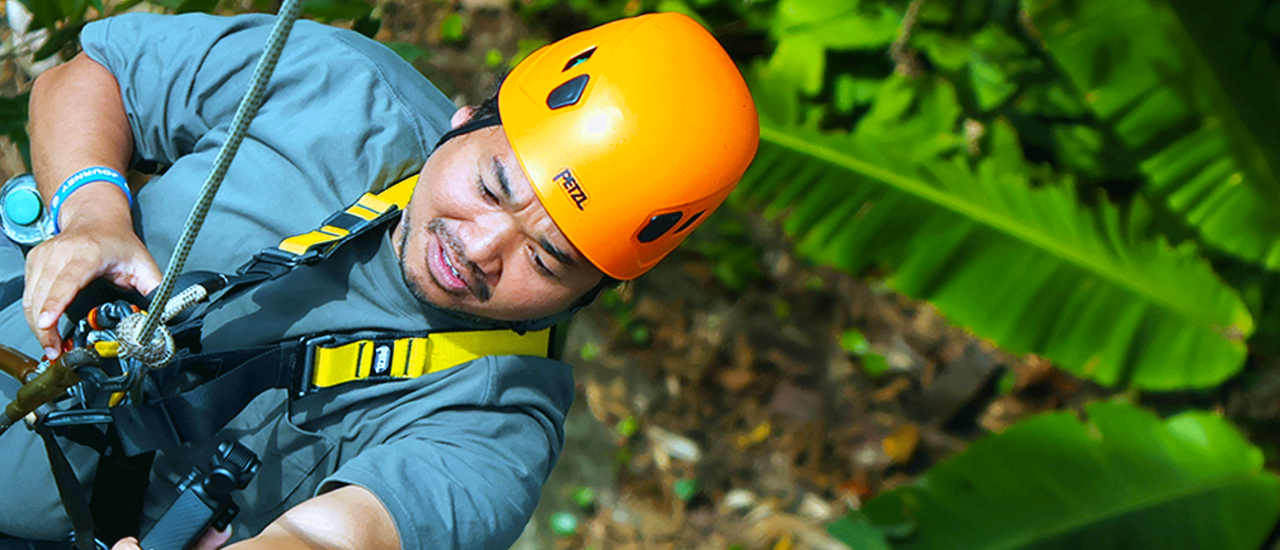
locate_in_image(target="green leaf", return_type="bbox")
[860,402,1280,549]
[772,0,900,49]
[832,75,880,113]
[383,41,429,64]
[860,353,890,378]
[828,515,891,550]
[1027,0,1280,269]
[144,0,182,10]
[351,14,380,38]
[841,328,871,355]
[32,21,85,61]
[761,0,901,106]
[0,93,31,170]
[174,0,218,15]
[673,478,699,501]
[440,13,466,42]
[742,77,1252,389]
[301,0,372,21]
[484,48,503,68]
[17,0,64,32]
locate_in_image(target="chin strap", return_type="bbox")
[434,115,502,150]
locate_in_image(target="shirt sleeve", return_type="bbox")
[80,13,273,167]
[318,355,575,550]
[78,13,454,177]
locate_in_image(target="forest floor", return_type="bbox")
[3,1,1279,549]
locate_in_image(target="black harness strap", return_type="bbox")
[89,434,153,544]
[34,421,95,550]
[107,343,297,456]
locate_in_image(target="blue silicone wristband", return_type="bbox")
[49,167,132,234]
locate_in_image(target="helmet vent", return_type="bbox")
[563,47,597,72]
[638,212,683,243]
[674,210,705,234]
[547,74,591,109]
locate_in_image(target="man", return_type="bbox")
[0,9,757,550]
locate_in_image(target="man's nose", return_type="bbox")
[463,212,519,277]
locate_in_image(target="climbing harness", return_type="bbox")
[1,171,554,547]
[41,175,553,455]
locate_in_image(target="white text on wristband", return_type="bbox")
[49,167,132,234]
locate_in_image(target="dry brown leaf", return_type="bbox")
[872,377,912,402]
[882,423,920,464]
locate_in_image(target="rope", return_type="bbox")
[126,0,303,362]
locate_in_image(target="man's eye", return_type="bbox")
[532,252,556,278]
[479,182,498,203]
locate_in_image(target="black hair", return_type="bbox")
[467,72,505,121]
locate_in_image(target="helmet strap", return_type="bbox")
[434,114,502,150]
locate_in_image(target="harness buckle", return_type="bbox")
[250,247,318,269]
[293,334,338,398]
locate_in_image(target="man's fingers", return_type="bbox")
[111,254,163,298]
[110,537,142,550]
[25,251,103,357]
[110,526,228,550]
[192,526,232,550]
[22,247,62,356]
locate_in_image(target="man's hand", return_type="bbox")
[113,486,398,550]
[112,526,232,550]
[21,186,161,358]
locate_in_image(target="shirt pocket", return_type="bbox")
[229,395,336,538]
[144,389,336,542]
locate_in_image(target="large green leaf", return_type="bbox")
[741,75,1251,389]
[845,402,1280,549]
[1026,0,1280,269]
[756,0,900,124]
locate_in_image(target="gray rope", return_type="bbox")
[132,0,303,352]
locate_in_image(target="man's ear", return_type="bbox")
[450,106,477,129]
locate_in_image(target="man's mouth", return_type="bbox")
[429,237,470,295]
[424,219,492,301]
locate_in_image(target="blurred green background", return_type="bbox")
[3,0,1280,548]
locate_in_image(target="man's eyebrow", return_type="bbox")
[539,238,578,268]
[491,156,513,200]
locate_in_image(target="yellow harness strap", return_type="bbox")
[277,175,419,257]
[267,175,551,390]
[309,329,552,389]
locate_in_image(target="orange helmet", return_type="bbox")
[499,12,759,280]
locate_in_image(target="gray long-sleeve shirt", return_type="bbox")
[0,13,573,550]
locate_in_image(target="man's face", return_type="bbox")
[392,108,605,322]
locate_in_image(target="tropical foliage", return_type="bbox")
[732,0,1280,545]
[4,0,1280,547]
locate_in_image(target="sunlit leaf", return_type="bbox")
[742,76,1252,389]
[1027,0,1280,269]
[858,403,1280,549]
[759,0,901,118]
